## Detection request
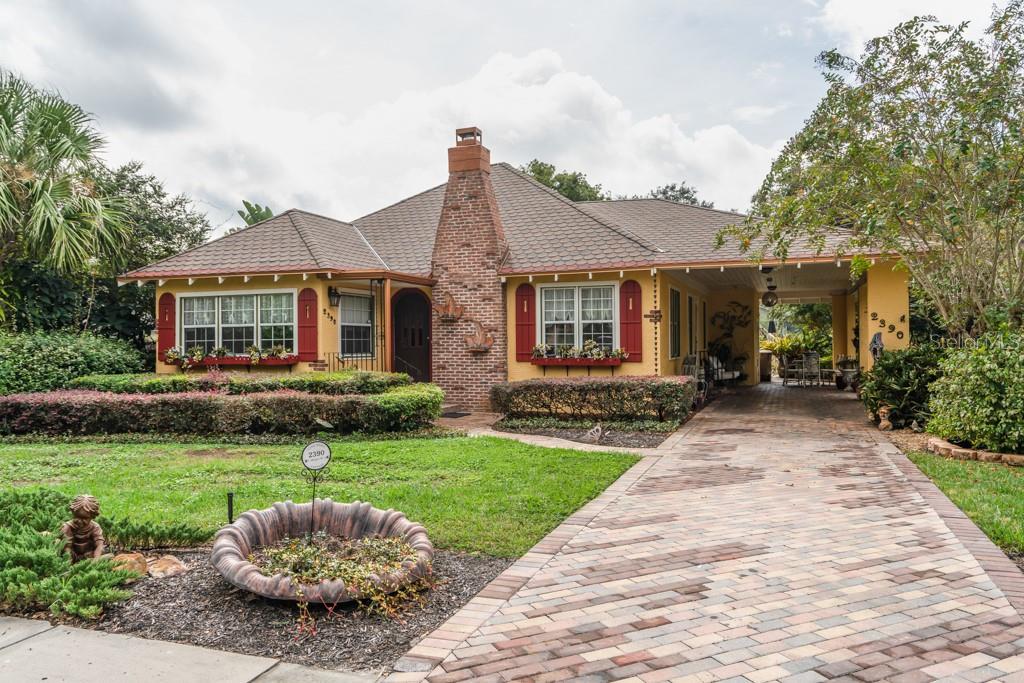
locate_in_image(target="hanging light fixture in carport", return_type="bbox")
[761,278,779,307]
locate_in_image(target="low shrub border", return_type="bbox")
[491,376,695,422]
[858,344,943,428]
[0,384,443,436]
[67,370,411,396]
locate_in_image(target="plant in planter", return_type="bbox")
[246,345,263,365]
[180,346,207,372]
[163,346,183,365]
[531,340,628,363]
[264,345,291,359]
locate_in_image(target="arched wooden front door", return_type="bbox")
[392,289,431,382]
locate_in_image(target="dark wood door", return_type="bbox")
[392,290,431,382]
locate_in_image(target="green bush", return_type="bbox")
[859,344,944,428]
[0,331,144,395]
[67,370,410,395]
[491,376,695,422]
[0,384,444,436]
[928,330,1024,453]
[0,489,137,618]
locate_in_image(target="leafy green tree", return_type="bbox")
[0,70,127,318]
[645,181,713,208]
[717,3,1024,334]
[237,199,273,225]
[519,159,608,202]
[8,162,210,348]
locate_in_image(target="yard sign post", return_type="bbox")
[301,441,332,540]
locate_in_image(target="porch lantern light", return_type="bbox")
[761,291,779,308]
[767,320,777,334]
[327,286,342,307]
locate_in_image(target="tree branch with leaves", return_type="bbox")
[717,3,1024,334]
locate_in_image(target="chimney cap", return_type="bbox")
[455,127,482,146]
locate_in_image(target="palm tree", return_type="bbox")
[0,71,126,306]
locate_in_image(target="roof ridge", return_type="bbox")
[352,179,447,224]
[351,223,390,270]
[493,162,666,254]
[123,210,290,277]
[285,210,326,269]
[582,196,752,219]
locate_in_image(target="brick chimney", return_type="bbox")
[430,127,509,409]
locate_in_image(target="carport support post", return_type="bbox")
[384,277,393,372]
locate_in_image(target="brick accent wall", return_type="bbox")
[430,129,509,409]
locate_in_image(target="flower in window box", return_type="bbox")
[163,346,183,365]
[247,345,263,365]
[608,348,630,360]
[264,345,289,359]
[210,346,229,359]
[531,343,552,359]
[181,346,207,372]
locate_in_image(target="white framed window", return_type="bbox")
[339,293,374,358]
[539,283,617,351]
[182,296,217,353]
[178,290,296,354]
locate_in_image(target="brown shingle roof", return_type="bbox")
[126,209,387,278]
[127,164,851,281]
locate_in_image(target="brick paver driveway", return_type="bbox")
[392,384,1024,682]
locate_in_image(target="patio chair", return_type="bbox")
[708,355,741,385]
[782,355,803,386]
[681,354,707,406]
[801,352,821,387]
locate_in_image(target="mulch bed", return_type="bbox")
[493,425,671,448]
[885,429,931,454]
[82,548,510,673]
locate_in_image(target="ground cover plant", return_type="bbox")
[0,437,637,557]
[0,488,207,619]
[251,532,429,619]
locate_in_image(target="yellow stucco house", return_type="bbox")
[121,127,909,408]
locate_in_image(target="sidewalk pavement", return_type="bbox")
[0,616,377,683]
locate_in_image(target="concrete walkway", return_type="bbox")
[0,616,376,682]
[391,384,1024,682]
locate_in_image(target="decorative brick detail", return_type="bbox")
[430,128,509,410]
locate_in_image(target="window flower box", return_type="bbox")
[530,357,622,367]
[163,355,300,368]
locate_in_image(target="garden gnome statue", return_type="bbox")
[61,494,105,563]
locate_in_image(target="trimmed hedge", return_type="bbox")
[67,370,410,395]
[858,344,944,428]
[0,332,144,395]
[491,376,695,422]
[929,329,1024,454]
[0,384,443,436]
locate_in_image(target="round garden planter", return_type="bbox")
[211,498,433,603]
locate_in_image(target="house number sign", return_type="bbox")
[869,312,907,340]
[301,441,331,539]
[301,441,332,471]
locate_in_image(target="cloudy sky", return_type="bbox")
[0,0,997,234]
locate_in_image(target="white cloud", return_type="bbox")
[814,0,994,55]
[0,2,784,232]
[732,104,789,123]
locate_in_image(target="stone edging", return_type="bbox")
[886,447,1024,617]
[926,435,1024,466]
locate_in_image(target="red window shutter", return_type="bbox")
[157,292,175,360]
[514,283,536,361]
[297,287,318,361]
[619,280,642,362]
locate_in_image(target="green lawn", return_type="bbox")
[909,451,1024,553]
[0,437,636,557]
